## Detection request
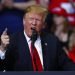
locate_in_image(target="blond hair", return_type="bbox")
[25,5,48,20]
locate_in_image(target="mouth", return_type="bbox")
[31,27,37,33]
[31,27,37,35]
[31,27,35,30]
[31,26,36,30]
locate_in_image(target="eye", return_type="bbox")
[28,17,34,21]
[35,19,41,22]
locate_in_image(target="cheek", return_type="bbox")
[36,23,43,31]
[23,19,31,28]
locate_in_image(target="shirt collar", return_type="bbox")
[24,31,31,43]
[24,30,41,43]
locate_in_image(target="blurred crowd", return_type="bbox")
[0,0,75,63]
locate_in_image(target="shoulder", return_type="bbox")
[41,32,59,43]
[9,31,24,43]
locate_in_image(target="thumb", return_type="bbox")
[2,28,8,35]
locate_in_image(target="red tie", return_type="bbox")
[30,42,43,71]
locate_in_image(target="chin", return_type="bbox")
[27,33,32,38]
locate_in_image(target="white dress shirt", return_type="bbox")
[24,31,44,68]
[0,31,44,68]
[0,50,5,60]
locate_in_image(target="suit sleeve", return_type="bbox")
[0,33,18,71]
[0,57,7,71]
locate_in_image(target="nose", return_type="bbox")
[32,19,37,26]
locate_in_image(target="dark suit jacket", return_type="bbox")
[0,31,75,71]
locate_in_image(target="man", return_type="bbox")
[0,5,75,71]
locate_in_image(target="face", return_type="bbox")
[23,12,45,37]
[53,15,65,26]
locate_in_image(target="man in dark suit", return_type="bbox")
[0,5,75,71]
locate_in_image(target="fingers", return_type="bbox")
[0,28,9,49]
[2,28,8,35]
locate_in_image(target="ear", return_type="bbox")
[23,18,25,25]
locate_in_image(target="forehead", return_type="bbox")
[25,12,44,19]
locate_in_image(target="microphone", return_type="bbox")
[31,28,38,45]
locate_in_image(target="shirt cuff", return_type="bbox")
[0,50,6,60]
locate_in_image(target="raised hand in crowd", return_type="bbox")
[0,28,10,51]
[1,0,13,9]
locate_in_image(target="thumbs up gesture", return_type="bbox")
[0,28,10,50]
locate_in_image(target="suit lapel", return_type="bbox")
[18,31,33,70]
[41,34,49,71]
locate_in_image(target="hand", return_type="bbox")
[0,28,10,51]
[1,0,14,9]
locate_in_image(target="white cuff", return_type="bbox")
[0,50,6,60]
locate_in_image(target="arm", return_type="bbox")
[0,28,9,71]
[1,0,49,10]
[13,0,37,10]
[0,28,18,71]
[1,0,37,10]
[13,0,49,10]
[0,28,9,59]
